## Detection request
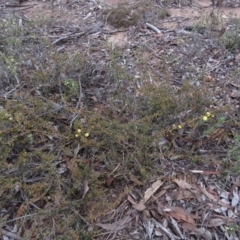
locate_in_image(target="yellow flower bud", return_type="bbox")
[77,129,81,133]
[75,134,79,138]
[206,112,211,117]
[203,116,208,121]
[178,125,182,129]
[85,133,90,138]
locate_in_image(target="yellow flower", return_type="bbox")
[178,125,182,129]
[172,124,176,129]
[75,134,79,138]
[211,114,215,118]
[77,129,81,133]
[203,116,208,121]
[85,133,90,138]
[206,112,211,117]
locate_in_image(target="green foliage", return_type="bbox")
[220,25,240,50]
[225,134,240,172]
[63,78,78,98]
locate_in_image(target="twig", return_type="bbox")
[152,219,177,240]
[76,75,83,109]
[1,229,23,240]
[51,32,86,45]
[69,113,79,128]
[73,209,91,226]
[146,23,161,34]
[3,4,32,7]
[2,4,37,11]
[102,29,128,34]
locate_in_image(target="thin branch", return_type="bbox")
[146,23,161,34]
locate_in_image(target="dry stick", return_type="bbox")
[170,217,184,239]
[3,4,37,11]
[52,36,69,45]
[146,23,161,34]
[73,209,91,226]
[3,4,32,7]
[1,229,23,240]
[4,212,39,224]
[69,73,84,128]
[70,113,78,128]
[152,218,177,240]
[52,32,86,45]
[76,75,83,110]
[101,26,128,34]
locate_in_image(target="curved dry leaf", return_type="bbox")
[155,228,163,237]
[143,180,162,203]
[197,228,212,240]
[181,222,198,232]
[168,207,195,225]
[95,216,132,231]
[173,179,193,190]
[132,202,146,211]
[172,189,196,200]
[170,217,184,239]
[127,195,137,205]
[91,96,98,102]
[106,177,114,187]
[82,179,89,200]
[128,173,143,186]
[207,218,226,227]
